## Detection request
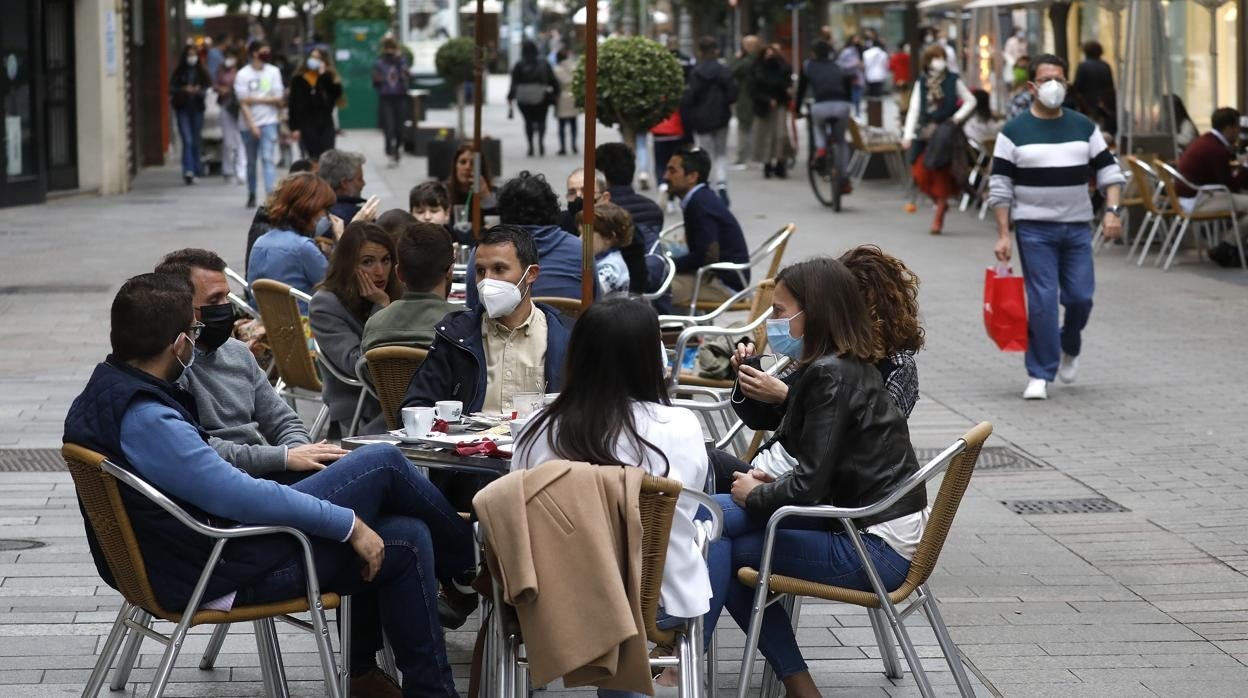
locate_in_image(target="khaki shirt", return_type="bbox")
[481,304,548,414]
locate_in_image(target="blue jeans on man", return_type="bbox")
[237,443,474,697]
[175,109,204,177]
[1015,221,1095,381]
[701,494,910,681]
[241,123,279,197]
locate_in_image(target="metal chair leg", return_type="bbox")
[678,629,698,698]
[706,623,719,697]
[868,606,903,679]
[308,404,330,441]
[148,613,195,697]
[919,585,974,698]
[380,633,398,683]
[253,619,280,698]
[85,602,137,697]
[339,596,353,698]
[111,609,150,691]
[880,597,935,698]
[1136,214,1168,266]
[1161,218,1193,269]
[199,623,230,670]
[308,596,343,698]
[1127,211,1154,262]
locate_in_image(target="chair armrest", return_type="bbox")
[317,353,364,389]
[289,287,313,305]
[658,284,759,328]
[224,267,250,290]
[679,489,723,542]
[228,292,259,319]
[667,309,773,392]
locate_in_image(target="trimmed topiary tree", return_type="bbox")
[436,37,477,135]
[572,36,684,146]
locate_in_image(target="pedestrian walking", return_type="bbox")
[213,48,247,185]
[170,44,212,185]
[372,37,410,168]
[751,44,793,179]
[552,49,579,155]
[235,40,285,208]
[507,40,559,157]
[987,54,1124,401]
[288,47,342,161]
[902,44,975,234]
[731,35,762,167]
[862,40,890,99]
[837,37,865,116]
[683,37,739,205]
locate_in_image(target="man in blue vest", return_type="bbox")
[63,273,473,697]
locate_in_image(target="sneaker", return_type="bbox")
[1022,378,1048,400]
[349,666,401,698]
[1058,354,1079,384]
[437,579,478,630]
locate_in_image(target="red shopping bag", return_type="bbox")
[983,265,1028,352]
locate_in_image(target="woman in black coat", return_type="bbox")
[170,44,213,184]
[288,48,343,160]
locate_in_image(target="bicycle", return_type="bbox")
[804,100,850,211]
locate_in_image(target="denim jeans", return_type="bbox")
[1015,220,1095,381]
[701,494,910,681]
[175,108,204,176]
[241,123,279,196]
[236,443,474,697]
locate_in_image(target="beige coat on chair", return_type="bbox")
[473,460,652,693]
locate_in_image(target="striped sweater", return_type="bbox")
[988,109,1124,223]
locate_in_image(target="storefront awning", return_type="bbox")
[917,0,965,9]
[963,0,1041,8]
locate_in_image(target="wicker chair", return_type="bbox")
[533,296,586,321]
[687,224,794,315]
[250,279,331,438]
[1152,160,1245,270]
[63,444,350,698]
[667,279,776,392]
[364,345,429,430]
[734,422,993,698]
[480,473,723,697]
[847,119,906,183]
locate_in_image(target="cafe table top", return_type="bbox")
[342,435,512,478]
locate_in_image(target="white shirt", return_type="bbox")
[863,46,891,84]
[512,401,712,618]
[234,63,284,126]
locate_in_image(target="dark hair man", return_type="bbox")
[682,36,739,204]
[1176,107,1248,267]
[64,272,474,695]
[464,172,588,307]
[403,224,571,417]
[362,223,460,351]
[988,53,1125,401]
[595,142,666,296]
[664,148,751,311]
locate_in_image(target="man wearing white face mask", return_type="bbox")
[402,225,572,417]
[988,54,1124,401]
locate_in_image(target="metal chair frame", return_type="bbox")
[846,120,907,183]
[1120,158,1173,265]
[735,424,992,698]
[287,287,373,438]
[223,267,260,319]
[643,252,679,302]
[70,449,347,698]
[479,485,724,698]
[686,224,794,316]
[1152,161,1245,270]
[665,311,774,394]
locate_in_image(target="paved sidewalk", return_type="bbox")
[2,75,1247,696]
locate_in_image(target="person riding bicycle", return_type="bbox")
[798,40,854,181]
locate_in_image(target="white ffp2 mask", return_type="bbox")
[477,266,534,318]
[1037,81,1067,109]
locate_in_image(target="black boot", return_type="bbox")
[763,162,774,179]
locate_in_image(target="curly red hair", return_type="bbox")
[838,245,925,356]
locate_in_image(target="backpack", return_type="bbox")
[1208,240,1247,267]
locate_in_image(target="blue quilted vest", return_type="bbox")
[63,358,289,611]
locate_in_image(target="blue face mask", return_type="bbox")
[766,311,804,360]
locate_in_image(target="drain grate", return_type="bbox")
[0,539,46,551]
[0,449,67,472]
[1003,497,1128,515]
[0,283,112,295]
[915,445,1046,471]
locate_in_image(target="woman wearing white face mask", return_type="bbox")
[902,44,976,234]
[288,48,343,160]
[692,257,926,698]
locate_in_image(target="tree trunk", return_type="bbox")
[456,85,466,137]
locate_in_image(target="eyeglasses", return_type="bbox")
[187,322,205,341]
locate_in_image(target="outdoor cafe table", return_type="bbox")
[341,435,511,479]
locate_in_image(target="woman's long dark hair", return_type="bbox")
[776,257,879,367]
[444,143,494,205]
[319,221,402,321]
[516,297,672,475]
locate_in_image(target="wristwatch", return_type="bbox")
[1104,205,1123,216]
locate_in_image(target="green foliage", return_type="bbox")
[572,37,684,134]
[315,0,392,42]
[435,38,476,87]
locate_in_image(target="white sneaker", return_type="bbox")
[1022,378,1048,400]
[1058,354,1079,384]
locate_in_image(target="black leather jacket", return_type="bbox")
[732,354,926,529]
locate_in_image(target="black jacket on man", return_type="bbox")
[733,355,926,529]
[682,59,739,134]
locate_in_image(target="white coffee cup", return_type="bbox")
[435,400,464,423]
[401,406,436,437]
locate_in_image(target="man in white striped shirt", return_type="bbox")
[988,54,1125,400]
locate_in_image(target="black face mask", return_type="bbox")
[197,303,235,353]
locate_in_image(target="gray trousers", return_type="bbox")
[810,100,852,175]
[694,128,730,189]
